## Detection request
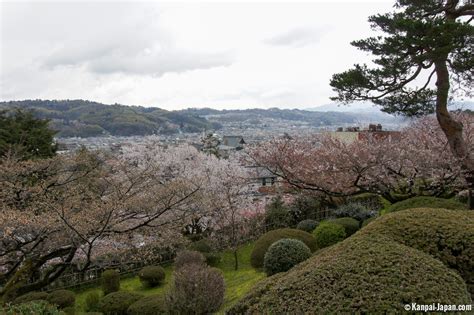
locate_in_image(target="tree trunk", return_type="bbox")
[233,249,239,271]
[434,59,474,210]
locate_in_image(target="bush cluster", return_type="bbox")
[313,222,346,248]
[13,291,49,305]
[188,239,221,266]
[296,219,318,233]
[230,208,473,313]
[127,295,168,315]
[138,266,165,288]
[174,250,206,269]
[264,196,292,230]
[167,263,225,314]
[98,291,143,315]
[46,290,75,309]
[333,202,376,221]
[250,228,317,268]
[101,269,120,295]
[2,300,63,315]
[84,291,101,312]
[263,239,311,276]
[328,217,360,236]
[387,196,466,212]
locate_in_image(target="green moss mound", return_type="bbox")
[360,208,474,296]
[128,294,167,315]
[98,291,143,315]
[263,239,312,276]
[386,196,466,213]
[250,228,317,268]
[312,222,346,249]
[230,235,471,314]
[328,217,360,236]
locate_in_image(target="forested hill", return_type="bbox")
[0,100,222,137]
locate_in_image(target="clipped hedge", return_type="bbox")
[250,228,317,268]
[313,222,346,249]
[46,290,75,309]
[101,269,120,295]
[328,217,360,236]
[98,291,143,315]
[84,291,101,312]
[13,291,49,305]
[128,294,168,315]
[360,207,474,296]
[138,266,165,288]
[296,219,318,233]
[230,234,471,313]
[263,239,311,276]
[386,196,466,213]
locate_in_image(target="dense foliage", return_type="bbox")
[187,239,221,266]
[46,290,75,309]
[84,291,101,312]
[1,300,63,315]
[250,228,317,268]
[230,211,472,313]
[387,196,466,212]
[138,266,166,288]
[263,239,311,276]
[313,222,346,249]
[101,270,120,295]
[328,217,360,236]
[174,250,206,269]
[167,264,225,314]
[296,219,318,233]
[0,110,56,159]
[12,291,49,305]
[98,291,143,315]
[128,294,168,315]
[263,196,292,230]
[333,203,376,222]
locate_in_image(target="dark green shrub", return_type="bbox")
[98,291,143,315]
[1,300,62,315]
[138,266,165,288]
[333,202,376,221]
[101,269,120,295]
[361,217,376,227]
[288,195,324,223]
[84,291,101,312]
[360,208,474,296]
[250,228,317,268]
[313,222,346,248]
[174,250,206,269]
[62,306,75,315]
[296,219,318,233]
[203,252,221,266]
[127,294,167,315]
[387,196,466,213]
[230,234,471,313]
[13,291,49,305]
[188,239,221,266]
[328,217,360,236]
[167,264,225,314]
[264,196,292,230]
[263,239,311,276]
[46,290,75,309]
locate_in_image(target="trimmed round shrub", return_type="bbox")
[230,234,471,313]
[84,291,101,312]
[296,219,318,233]
[167,264,225,314]
[13,291,49,305]
[127,294,167,315]
[263,239,311,276]
[333,202,376,221]
[313,222,346,248]
[361,216,376,227]
[328,217,360,236]
[46,289,75,309]
[98,291,143,315]
[250,228,317,268]
[2,300,62,314]
[188,239,221,266]
[174,250,206,269]
[138,266,165,288]
[360,208,474,296]
[387,196,466,213]
[101,269,120,295]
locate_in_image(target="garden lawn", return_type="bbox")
[74,242,264,314]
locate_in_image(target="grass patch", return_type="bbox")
[74,242,264,314]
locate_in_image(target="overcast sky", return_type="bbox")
[0,1,396,110]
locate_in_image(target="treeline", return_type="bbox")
[0,100,222,137]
